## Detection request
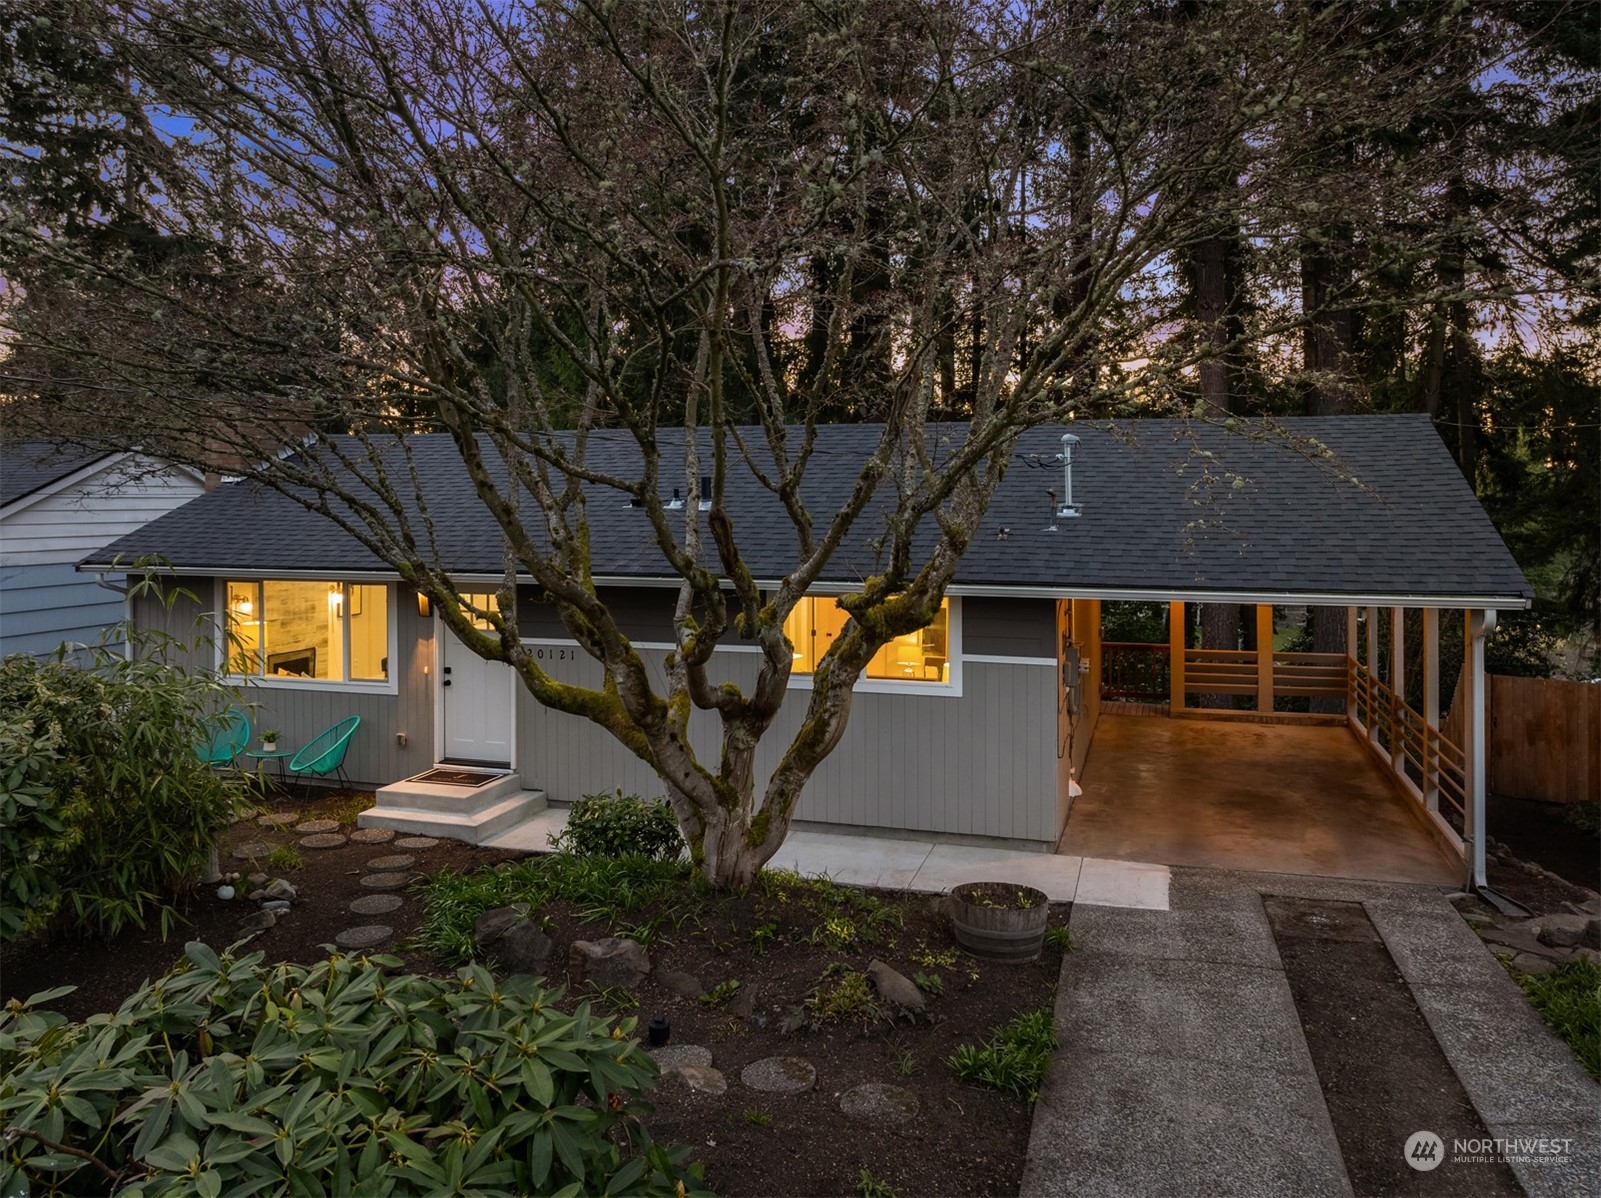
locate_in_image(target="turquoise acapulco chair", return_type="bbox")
[288,715,361,788]
[198,708,251,766]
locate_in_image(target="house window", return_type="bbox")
[225,580,391,684]
[784,595,951,684]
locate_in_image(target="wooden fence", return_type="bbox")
[1444,672,1601,805]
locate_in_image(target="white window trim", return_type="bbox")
[784,595,963,698]
[214,578,400,695]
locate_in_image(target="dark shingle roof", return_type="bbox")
[82,415,1532,604]
[1,441,113,508]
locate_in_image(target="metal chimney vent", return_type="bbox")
[1057,433,1082,518]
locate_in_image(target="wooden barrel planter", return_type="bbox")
[949,882,1049,963]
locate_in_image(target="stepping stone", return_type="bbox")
[839,1083,918,1121]
[670,1065,727,1095]
[365,854,417,872]
[232,842,273,859]
[335,925,393,950]
[740,1056,816,1094]
[299,833,348,849]
[295,818,340,834]
[349,827,396,844]
[394,836,440,850]
[256,811,301,827]
[360,872,417,890]
[650,1044,712,1072]
[351,894,404,916]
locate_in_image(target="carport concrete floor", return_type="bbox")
[1063,713,1462,886]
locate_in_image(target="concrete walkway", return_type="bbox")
[486,807,1171,909]
[1022,869,1599,1198]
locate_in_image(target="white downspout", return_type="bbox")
[1466,608,1496,889]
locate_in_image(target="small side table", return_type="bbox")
[245,748,295,786]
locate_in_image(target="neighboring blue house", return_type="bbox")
[0,441,207,656]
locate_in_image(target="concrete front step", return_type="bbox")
[359,789,548,845]
[370,770,525,814]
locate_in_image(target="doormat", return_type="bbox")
[410,768,500,788]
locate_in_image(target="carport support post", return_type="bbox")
[1390,607,1406,776]
[1464,609,1494,888]
[1255,604,1274,712]
[1346,607,1359,721]
[1168,601,1186,714]
[1422,608,1440,812]
[1366,606,1380,748]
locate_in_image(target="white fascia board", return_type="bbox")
[0,451,125,521]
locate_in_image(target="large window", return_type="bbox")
[784,595,951,684]
[225,580,391,684]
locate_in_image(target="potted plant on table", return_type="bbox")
[948,881,1050,963]
[260,730,281,753]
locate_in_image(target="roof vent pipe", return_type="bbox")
[1057,433,1082,518]
[698,475,712,512]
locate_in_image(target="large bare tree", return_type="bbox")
[3,0,1390,885]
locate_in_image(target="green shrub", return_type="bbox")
[0,944,709,1197]
[949,1006,1059,1103]
[265,845,304,873]
[1513,957,1601,1081]
[1566,801,1600,838]
[416,853,692,965]
[551,789,684,861]
[0,628,249,941]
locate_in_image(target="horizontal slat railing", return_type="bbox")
[1272,651,1347,697]
[1183,648,1257,695]
[1350,658,1466,843]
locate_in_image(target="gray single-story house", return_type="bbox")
[82,415,1531,887]
[2,441,207,657]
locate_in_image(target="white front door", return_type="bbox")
[441,621,514,766]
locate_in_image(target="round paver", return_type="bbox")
[650,1044,712,1072]
[839,1083,919,1121]
[256,811,301,827]
[671,1065,727,1095]
[360,872,417,890]
[350,894,404,916]
[295,818,340,834]
[740,1056,816,1095]
[232,842,273,860]
[334,924,393,950]
[299,833,348,850]
[365,854,417,872]
[349,827,396,844]
[393,836,440,850]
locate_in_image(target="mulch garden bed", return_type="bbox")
[1,786,1066,1197]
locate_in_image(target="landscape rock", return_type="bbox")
[262,900,292,913]
[865,959,926,1012]
[1564,897,1601,917]
[263,878,298,901]
[839,1083,919,1121]
[1510,952,1559,976]
[351,894,404,916]
[1533,915,1601,950]
[232,842,273,860]
[778,1010,807,1035]
[247,889,266,902]
[237,909,277,932]
[669,1065,727,1095]
[650,1044,713,1072]
[247,872,269,885]
[335,925,394,950]
[1477,925,1551,957]
[474,906,554,973]
[741,1056,816,1095]
[726,986,756,1018]
[569,937,651,989]
[349,827,396,844]
[1573,946,1601,965]
[659,970,706,999]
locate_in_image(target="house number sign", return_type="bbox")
[530,646,576,661]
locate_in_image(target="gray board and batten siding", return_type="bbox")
[133,578,436,788]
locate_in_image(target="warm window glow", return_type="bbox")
[225,581,390,683]
[783,596,949,683]
[458,592,501,631]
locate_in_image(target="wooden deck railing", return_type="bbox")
[1350,658,1467,840]
[1101,644,1346,704]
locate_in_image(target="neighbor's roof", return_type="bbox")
[81,415,1532,606]
[1,441,114,509]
